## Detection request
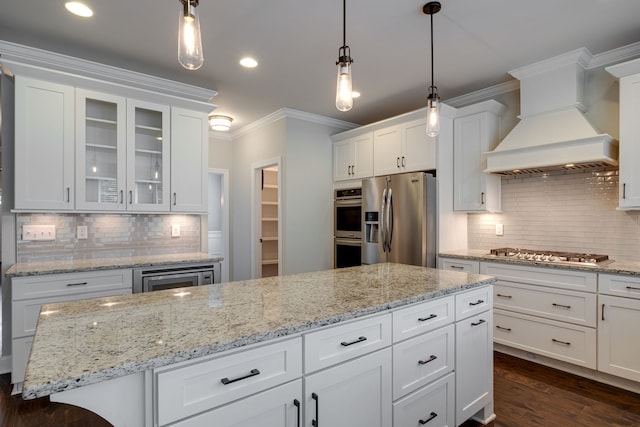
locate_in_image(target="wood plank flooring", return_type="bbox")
[0,352,639,426]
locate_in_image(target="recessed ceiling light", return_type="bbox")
[240,57,258,68]
[351,91,361,99]
[65,2,94,17]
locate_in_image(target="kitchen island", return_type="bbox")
[24,263,495,427]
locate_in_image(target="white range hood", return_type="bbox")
[484,48,618,175]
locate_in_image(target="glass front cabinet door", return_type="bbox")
[75,90,170,211]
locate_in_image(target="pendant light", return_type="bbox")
[335,0,354,112]
[423,2,441,137]
[178,0,204,70]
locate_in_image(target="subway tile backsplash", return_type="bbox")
[467,167,640,261]
[16,213,201,263]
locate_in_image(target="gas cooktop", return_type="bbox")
[488,248,610,266]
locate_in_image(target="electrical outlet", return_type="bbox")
[495,223,504,236]
[171,223,181,237]
[77,225,88,240]
[22,225,56,241]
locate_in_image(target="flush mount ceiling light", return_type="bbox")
[178,0,204,70]
[240,57,258,68]
[424,1,441,137]
[335,0,354,112]
[65,2,93,17]
[209,115,233,131]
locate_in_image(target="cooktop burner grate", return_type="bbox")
[488,247,609,264]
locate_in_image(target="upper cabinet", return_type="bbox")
[606,59,640,210]
[373,119,436,176]
[333,133,373,181]
[14,76,75,210]
[453,100,506,212]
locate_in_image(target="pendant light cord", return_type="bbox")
[430,4,435,89]
[343,0,347,49]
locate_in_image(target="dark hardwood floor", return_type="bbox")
[1,352,639,426]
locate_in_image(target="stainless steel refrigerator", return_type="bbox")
[362,172,437,267]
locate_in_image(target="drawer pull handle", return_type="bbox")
[552,303,571,309]
[450,265,464,270]
[293,399,301,427]
[496,325,512,332]
[602,303,605,321]
[471,319,486,326]
[626,286,640,292]
[66,282,88,287]
[418,314,437,322]
[220,368,260,385]
[552,338,571,346]
[419,412,438,425]
[469,300,484,306]
[341,336,367,347]
[312,392,319,427]
[496,293,512,299]
[418,355,438,365]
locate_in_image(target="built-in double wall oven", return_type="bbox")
[334,188,362,268]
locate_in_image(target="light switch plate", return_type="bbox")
[77,225,88,240]
[171,223,181,237]
[495,223,504,236]
[23,224,56,241]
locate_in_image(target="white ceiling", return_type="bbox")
[1,0,639,129]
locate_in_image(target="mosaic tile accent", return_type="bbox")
[467,167,640,261]
[16,213,202,262]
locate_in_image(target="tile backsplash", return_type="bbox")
[467,167,640,261]
[16,213,201,262]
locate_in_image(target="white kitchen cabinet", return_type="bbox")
[393,372,454,427]
[453,100,506,212]
[606,60,640,209]
[304,348,392,427]
[14,75,75,210]
[598,274,640,382]
[373,120,436,176]
[333,133,374,181]
[11,269,132,385]
[455,287,494,426]
[170,107,208,212]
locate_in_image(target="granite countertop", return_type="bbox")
[23,263,495,399]
[6,252,224,277]
[439,249,640,275]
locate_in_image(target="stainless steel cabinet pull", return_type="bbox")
[312,392,319,427]
[469,299,484,306]
[496,325,511,332]
[419,412,438,425]
[552,338,571,346]
[341,336,367,347]
[293,399,301,427]
[497,294,512,299]
[418,355,437,365]
[626,286,640,292]
[129,190,133,204]
[471,319,486,326]
[220,368,260,385]
[418,314,437,322]
[552,303,571,309]
[481,192,485,205]
[66,282,88,287]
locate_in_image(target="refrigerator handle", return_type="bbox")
[387,188,394,251]
[381,189,387,252]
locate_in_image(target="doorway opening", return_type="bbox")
[207,169,229,282]
[252,159,281,278]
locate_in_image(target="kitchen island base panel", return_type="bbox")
[495,344,640,395]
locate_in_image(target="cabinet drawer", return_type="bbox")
[599,273,640,299]
[392,296,454,343]
[455,286,492,320]
[480,262,597,292]
[11,269,132,301]
[393,372,454,427]
[494,310,596,368]
[304,314,391,374]
[393,324,454,400]
[169,379,302,427]
[11,336,33,385]
[155,337,302,426]
[12,288,131,338]
[439,258,480,274]
[494,282,596,327]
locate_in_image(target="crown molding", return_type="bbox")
[590,41,640,70]
[0,40,217,103]
[444,80,520,109]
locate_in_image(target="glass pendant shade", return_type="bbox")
[336,60,353,112]
[426,90,440,137]
[178,0,204,70]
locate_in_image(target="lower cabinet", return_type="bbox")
[304,348,392,427]
[393,372,455,427]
